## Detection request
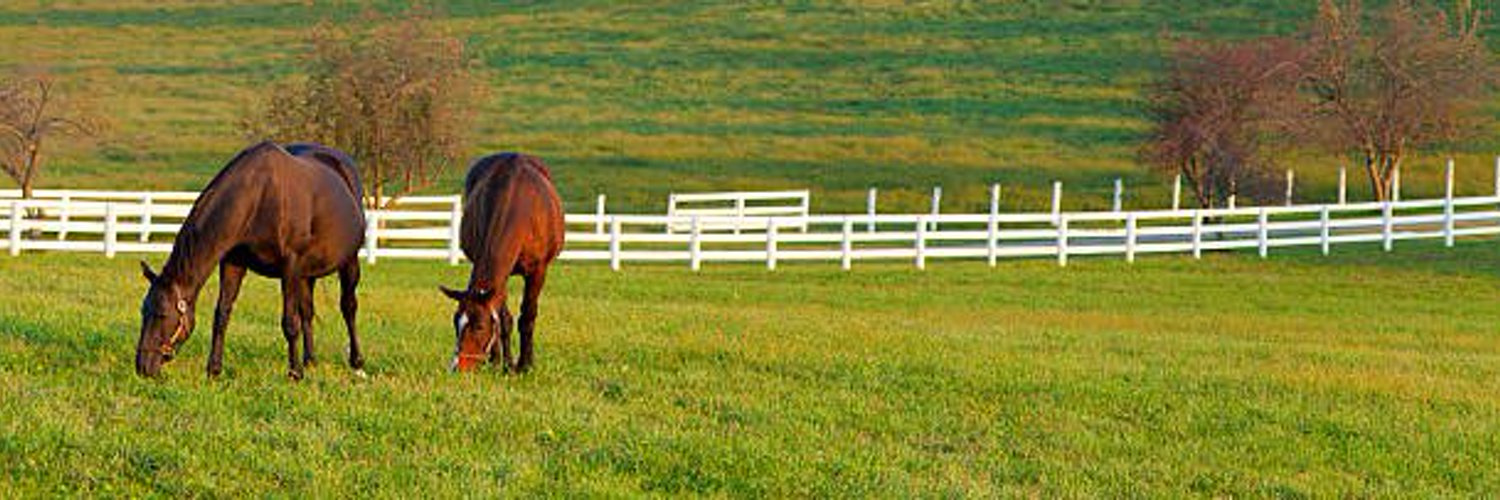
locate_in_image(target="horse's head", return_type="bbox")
[440,286,499,372]
[135,261,195,377]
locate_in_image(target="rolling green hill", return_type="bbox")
[3,0,1496,213]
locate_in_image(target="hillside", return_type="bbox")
[1,0,1496,212]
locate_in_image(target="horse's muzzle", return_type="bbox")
[135,349,164,378]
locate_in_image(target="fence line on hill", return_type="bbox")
[2,160,1498,270]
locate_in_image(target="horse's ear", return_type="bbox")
[439,286,467,302]
[139,261,159,283]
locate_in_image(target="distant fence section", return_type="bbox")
[666,190,809,233]
[2,164,1498,271]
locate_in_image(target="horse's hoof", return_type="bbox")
[353,369,368,380]
[287,370,304,381]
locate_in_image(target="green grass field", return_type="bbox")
[2,241,1499,496]
[1,0,1498,213]
[5,1,1500,497]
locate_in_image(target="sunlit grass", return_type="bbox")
[2,240,1500,495]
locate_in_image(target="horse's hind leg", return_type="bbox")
[516,269,548,373]
[301,278,317,367]
[339,261,365,371]
[280,274,306,381]
[207,261,246,378]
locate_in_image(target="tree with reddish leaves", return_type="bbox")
[1143,36,1308,209]
[0,69,102,200]
[1305,0,1494,201]
[246,7,486,209]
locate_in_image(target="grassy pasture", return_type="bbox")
[2,241,1499,496]
[1,0,1497,213]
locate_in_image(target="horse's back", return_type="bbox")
[205,141,365,276]
[461,153,565,266]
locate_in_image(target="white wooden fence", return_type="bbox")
[2,175,1497,271]
[666,190,809,233]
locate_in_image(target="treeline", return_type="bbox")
[1145,0,1495,208]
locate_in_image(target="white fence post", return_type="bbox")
[1191,210,1203,259]
[689,216,702,271]
[1172,174,1182,211]
[989,183,1000,218]
[8,201,20,256]
[1320,205,1331,256]
[609,217,622,271]
[365,211,379,264]
[1056,215,1069,267]
[448,199,462,265]
[765,218,778,271]
[733,197,745,235]
[139,194,153,242]
[930,186,941,232]
[1338,167,1348,205]
[58,195,70,240]
[840,217,853,271]
[914,216,927,270]
[1112,178,1123,212]
[866,188,877,233]
[1257,207,1269,258]
[798,194,810,234]
[666,194,677,235]
[1382,201,1394,252]
[1444,159,1455,247]
[104,202,117,259]
[987,186,1000,267]
[1228,194,1237,210]
[1125,213,1137,263]
[1051,181,1062,226]
[595,194,606,235]
[1285,169,1294,207]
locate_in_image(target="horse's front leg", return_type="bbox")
[280,273,305,381]
[207,261,247,378]
[495,304,515,372]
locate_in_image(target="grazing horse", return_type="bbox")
[441,153,565,372]
[135,141,367,380]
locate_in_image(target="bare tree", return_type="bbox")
[0,69,101,200]
[1143,36,1307,208]
[246,7,485,208]
[1304,0,1494,201]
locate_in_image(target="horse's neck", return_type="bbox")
[162,194,242,297]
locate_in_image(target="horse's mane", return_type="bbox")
[163,141,283,284]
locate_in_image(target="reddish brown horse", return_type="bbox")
[441,153,565,372]
[136,141,367,380]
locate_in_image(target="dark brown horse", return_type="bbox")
[136,141,367,380]
[441,153,564,372]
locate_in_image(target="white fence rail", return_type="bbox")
[2,188,1496,270]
